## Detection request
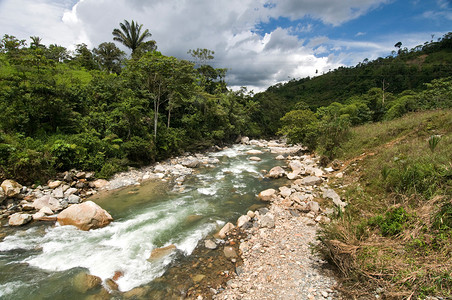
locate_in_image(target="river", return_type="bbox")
[0,144,287,299]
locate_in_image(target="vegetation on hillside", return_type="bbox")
[317,110,452,299]
[255,32,452,135]
[0,22,260,183]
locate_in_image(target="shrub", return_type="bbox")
[369,206,411,236]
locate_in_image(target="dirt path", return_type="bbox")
[213,204,341,300]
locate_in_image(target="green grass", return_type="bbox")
[317,109,452,299]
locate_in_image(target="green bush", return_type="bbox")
[369,207,411,236]
[122,136,155,165]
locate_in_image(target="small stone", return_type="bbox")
[247,210,255,218]
[192,274,206,283]
[67,194,81,204]
[148,245,177,260]
[275,155,285,160]
[237,215,251,227]
[218,222,235,239]
[48,180,63,189]
[223,246,238,258]
[205,240,217,250]
[249,156,262,162]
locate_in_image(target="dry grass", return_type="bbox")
[318,109,452,299]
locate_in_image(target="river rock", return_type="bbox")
[92,179,109,189]
[268,166,285,178]
[275,155,285,160]
[148,244,177,260]
[192,274,206,283]
[0,188,5,202]
[300,176,323,186]
[279,186,292,198]
[33,195,62,212]
[218,222,235,238]
[223,246,238,258]
[247,210,255,218]
[249,156,262,162]
[48,180,63,189]
[1,180,22,198]
[258,188,276,201]
[259,213,275,228]
[52,187,64,198]
[72,272,102,293]
[57,201,113,231]
[9,213,32,226]
[323,188,347,208]
[205,240,217,250]
[335,172,344,178]
[67,194,81,204]
[64,187,78,197]
[307,201,320,213]
[315,215,331,224]
[289,160,303,172]
[32,211,46,220]
[240,136,250,144]
[39,206,54,215]
[237,215,251,227]
[181,158,200,168]
[246,150,263,155]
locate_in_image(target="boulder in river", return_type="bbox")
[72,272,102,293]
[57,201,113,231]
[258,188,276,202]
[181,157,200,168]
[1,179,22,198]
[267,166,285,178]
[148,244,177,260]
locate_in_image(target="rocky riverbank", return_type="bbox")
[0,138,344,299]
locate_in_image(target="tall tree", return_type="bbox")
[112,20,154,54]
[30,36,44,49]
[93,42,124,73]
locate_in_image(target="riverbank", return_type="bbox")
[0,138,345,299]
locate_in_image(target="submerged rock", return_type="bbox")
[57,201,113,231]
[205,240,218,250]
[72,272,102,293]
[223,246,238,258]
[148,244,177,260]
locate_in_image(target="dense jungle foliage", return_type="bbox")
[0,31,262,183]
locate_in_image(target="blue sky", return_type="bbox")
[0,0,451,91]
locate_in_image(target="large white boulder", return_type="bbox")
[57,201,113,231]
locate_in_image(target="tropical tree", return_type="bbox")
[93,42,124,73]
[112,20,154,54]
[30,36,44,49]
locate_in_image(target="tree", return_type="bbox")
[93,42,124,73]
[112,20,154,54]
[73,43,98,70]
[30,36,44,49]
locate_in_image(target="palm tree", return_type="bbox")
[30,36,43,49]
[112,20,153,54]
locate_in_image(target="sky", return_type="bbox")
[1,0,451,91]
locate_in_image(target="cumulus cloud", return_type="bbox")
[0,0,416,91]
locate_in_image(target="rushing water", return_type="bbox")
[0,144,286,299]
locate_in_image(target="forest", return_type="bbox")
[0,24,451,184]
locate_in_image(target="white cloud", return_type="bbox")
[0,0,421,91]
[264,0,390,26]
